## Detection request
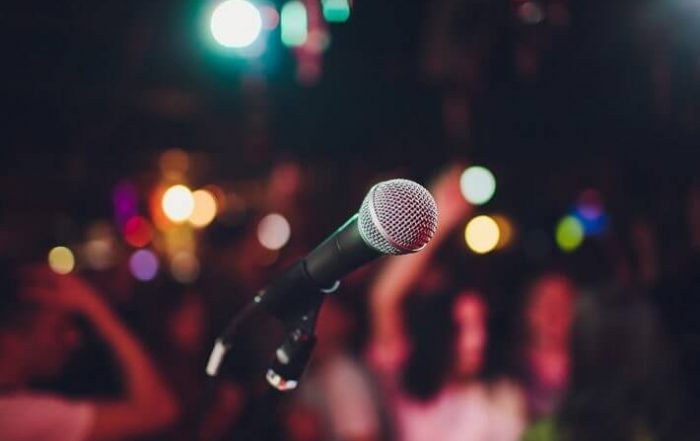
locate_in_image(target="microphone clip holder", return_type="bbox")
[265,303,320,391]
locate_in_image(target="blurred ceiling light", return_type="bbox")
[171,251,200,283]
[162,185,195,223]
[322,0,351,23]
[465,215,500,254]
[129,249,159,281]
[210,0,263,48]
[555,215,584,252]
[257,213,291,250]
[48,246,75,275]
[123,215,153,248]
[460,166,497,205]
[189,189,218,228]
[281,1,308,47]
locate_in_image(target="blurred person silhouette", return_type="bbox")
[283,297,387,441]
[519,273,576,420]
[523,287,693,441]
[367,165,526,441]
[0,262,178,441]
[136,281,244,441]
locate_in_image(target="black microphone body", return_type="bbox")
[258,214,380,322]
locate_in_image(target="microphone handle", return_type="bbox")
[304,214,380,287]
[260,214,380,322]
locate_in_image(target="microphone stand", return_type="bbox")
[237,303,321,441]
[206,285,335,441]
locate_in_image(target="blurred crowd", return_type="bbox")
[1,161,699,441]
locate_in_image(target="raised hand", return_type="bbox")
[20,264,106,315]
[429,163,472,234]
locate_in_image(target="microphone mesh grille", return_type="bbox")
[358,179,438,255]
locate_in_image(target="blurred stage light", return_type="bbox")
[257,213,291,250]
[189,189,218,228]
[84,221,117,270]
[460,166,496,205]
[576,189,603,220]
[260,5,280,30]
[83,239,115,270]
[48,246,75,275]
[322,0,350,23]
[162,185,195,223]
[555,215,584,252]
[159,149,190,180]
[517,1,545,24]
[210,0,263,48]
[306,29,331,54]
[281,1,308,47]
[492,214,515,250]
[113,181,138,226]
[171,251,200,283]
[465,215,500,254]
[129,249,159,281]
[574,189,607,236]
[123,216,153,248]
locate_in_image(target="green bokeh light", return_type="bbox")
[281,1,307,47]
[555,215,584,252]
[322,0,351,23]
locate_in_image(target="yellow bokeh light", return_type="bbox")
[465,215,500,254]
[189,189,218,228]
[48,246,75,274]
[162,185,194,223]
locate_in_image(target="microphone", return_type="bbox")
[260,178,438,320]
[206,178,438,376]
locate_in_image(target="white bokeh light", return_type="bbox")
[257,213,291,250]
[460,166,496,205]
[210,0,263,48]
[162,185,195,223]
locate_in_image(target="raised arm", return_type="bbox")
[367,165,471,372]
[27,269,179,441]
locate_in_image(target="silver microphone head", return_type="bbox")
[358,179,439,255]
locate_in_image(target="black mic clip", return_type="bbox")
[265,303,320,391]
